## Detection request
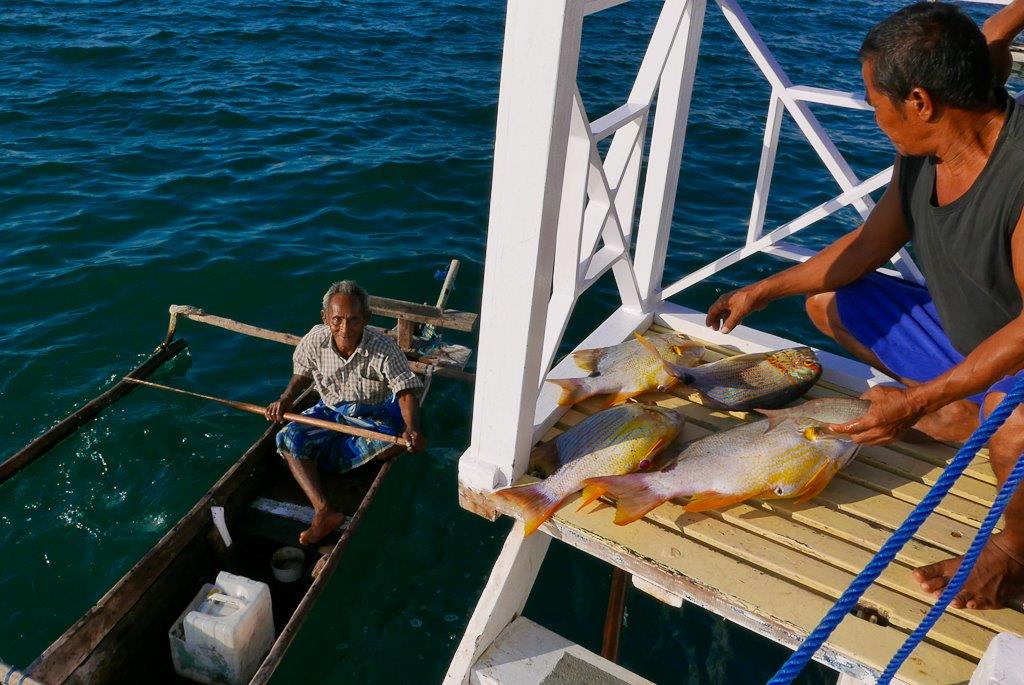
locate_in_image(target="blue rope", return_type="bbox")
[768,376,1024,685]
[879,430,1024,682]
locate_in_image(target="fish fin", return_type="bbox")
[528,441,559,477]
[546,378,589,406]
[576,484,607,511]
[601,390,640,408]
[792,463,838,504]
[572,348,604,375]
[682,490,755,513]
[633,333,689,380]
[493,483,567,536]
[640,436,672,463]
[755,408,791,434]
[582,474,666,525]
[799,419,847,442]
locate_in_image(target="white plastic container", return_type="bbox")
[169,571,275,685]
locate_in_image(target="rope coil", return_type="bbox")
[768,375,1024,684]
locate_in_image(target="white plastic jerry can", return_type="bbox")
[169,571,275,685]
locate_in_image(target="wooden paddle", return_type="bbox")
[124,378,409,447]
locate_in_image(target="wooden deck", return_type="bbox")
[492,323,1024,685]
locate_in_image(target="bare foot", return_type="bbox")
[913,533,1024,609]
[299,509,345,546]
[912,399,980,443]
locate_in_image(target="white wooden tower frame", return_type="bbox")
[449,0,1015,683]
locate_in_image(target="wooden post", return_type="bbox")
[458,0,585,494]
[601,567,630,663]
[396,317,415,351]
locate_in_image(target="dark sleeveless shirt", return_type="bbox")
[898,95,1024,355]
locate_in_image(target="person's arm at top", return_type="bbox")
[265,374,312,422]
[705,162,911,333]
[984,0,1024,87]
[831,209,1024,444]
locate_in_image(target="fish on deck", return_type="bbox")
[635,337,822,411]
[495,403,685,535]
[584,398,869,525]
[547,332,704,407]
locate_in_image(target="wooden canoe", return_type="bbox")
[25,387,406,684]
[5,279,475,684]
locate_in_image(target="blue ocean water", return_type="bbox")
[0,0,1004,682]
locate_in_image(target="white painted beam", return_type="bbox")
[443,523,551,685]
[746,92,784,244]
[583,0,632,15]
[632,0,707,305]
[659,166,892,300]
[787,85,871,111]
[459,0,585,493]
[589,102,650,141]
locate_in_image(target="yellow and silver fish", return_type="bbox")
[495,403,685,536]
[583,398,868,525]
[635,338,822,411]
[547,332,704,407]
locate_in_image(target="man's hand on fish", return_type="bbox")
[705,286,768,334]
[828,385,925,445]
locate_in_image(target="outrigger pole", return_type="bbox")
[124,377,410,447]
[0,338,188,486]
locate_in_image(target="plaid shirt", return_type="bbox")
[292,325,422,407]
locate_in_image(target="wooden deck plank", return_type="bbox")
[708,501,1024,636]
[536,497,979,684]
[634,503,997,660]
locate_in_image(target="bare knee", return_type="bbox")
[984,394,1024,478]
[805,292,839,339]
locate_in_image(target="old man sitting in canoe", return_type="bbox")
[708,1,1024,609]
[265,280,425,545]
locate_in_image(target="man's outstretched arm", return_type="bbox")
[706,165,910,333]
[984,0,1024,87]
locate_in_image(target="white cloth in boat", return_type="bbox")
[292,325,422,407]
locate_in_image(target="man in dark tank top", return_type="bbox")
[706,1,1024,609]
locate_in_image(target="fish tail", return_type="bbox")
[572,348,603,375]
[576,483,607,511]
[546,378,588,406]
[582,474,666,525]
[493,483,566,536]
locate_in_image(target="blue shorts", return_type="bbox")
[275,396,404,474]
[834,272,1022,409]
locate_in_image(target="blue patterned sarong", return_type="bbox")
[275,396,404,474]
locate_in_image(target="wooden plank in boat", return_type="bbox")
[368,295,477,331]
